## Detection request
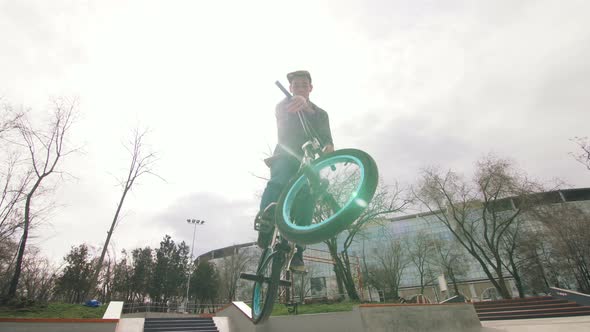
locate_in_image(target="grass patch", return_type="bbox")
[0,302,108,319]
[271,301,359,316]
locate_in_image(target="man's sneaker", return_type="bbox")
[289,253,306,273]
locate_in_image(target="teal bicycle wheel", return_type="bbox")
[275,149,378,245]
[251,247,284,324]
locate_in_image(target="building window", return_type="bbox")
[310,277,327,298]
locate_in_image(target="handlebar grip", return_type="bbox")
[275,81,292,99]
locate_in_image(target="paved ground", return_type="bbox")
[481,316,590,332]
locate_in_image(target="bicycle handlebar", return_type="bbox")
[275,81,292,99]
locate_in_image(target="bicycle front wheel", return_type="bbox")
[275,148,378,245]
[251,247,284,324]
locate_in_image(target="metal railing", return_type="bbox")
[122,302,227,315]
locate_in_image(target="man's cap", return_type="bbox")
[287,70,312,83]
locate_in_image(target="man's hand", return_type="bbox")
[322,144,334,154]
[286,95,312,113]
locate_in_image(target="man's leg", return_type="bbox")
[289,182,315,273]
[257,156,300,247]
[259,155,300,211]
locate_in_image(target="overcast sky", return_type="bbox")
[2,0,589,264]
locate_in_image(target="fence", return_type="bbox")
[122,301,227,315]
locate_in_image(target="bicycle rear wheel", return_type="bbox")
[275,149,378,245]
[251,247,285,324]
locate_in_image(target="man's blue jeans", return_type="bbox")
[260,155,313,254]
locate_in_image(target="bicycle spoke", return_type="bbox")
[321,192,342,213]
[276,149,378,245]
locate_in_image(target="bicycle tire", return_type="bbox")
[251,247,285,324]
[275,149,378,245]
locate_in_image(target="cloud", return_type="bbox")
[353,111,477,186]
[329,0,590,190]
[138,192,259,258]
[6,0,590,264]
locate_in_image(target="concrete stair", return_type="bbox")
[143,317,219,332]
[473,296,590,321]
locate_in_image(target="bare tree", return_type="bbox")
[0,102,24,137]
[20,247,59,302]
[292,265,318,304]
[414,155,542,299]
[324,182,409,301]
[0,104,28,297]
[406,231,436,295]
[430,237,469,297]
[218,248,255,302]
[7,99,77,299]
[366,234,408,301]
[570,136,590,170]
[498,218,529,298]
[0,238,18,296]
[87,127,160,299]
[512,227,563,295]
[530,203,590,293]
[0,157,29,244]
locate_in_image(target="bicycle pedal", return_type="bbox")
[240,272,263,283]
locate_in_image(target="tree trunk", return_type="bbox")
[340,262,359,301]
[326,239,359,300]
[494,268,512,299]
[508,256,525,298]
[334,265,345,299]
[87,186,130,299]
[7,188,38,298]
[340,251,360,301]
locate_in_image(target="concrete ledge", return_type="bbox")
[0,318,118,323]
[216,301,483,332]
[257,307,364,332]
[0,301,124,332]
[359,303,481,332]
[0,318,118,332]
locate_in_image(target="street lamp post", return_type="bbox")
[185,218,205,312]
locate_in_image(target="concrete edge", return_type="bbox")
[360,302,476,307]
[0,318,119,323]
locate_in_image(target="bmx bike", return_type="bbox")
[239,81,379,324]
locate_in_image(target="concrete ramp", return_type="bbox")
[216,301,483,332]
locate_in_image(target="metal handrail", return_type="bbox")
[122,302,227,314]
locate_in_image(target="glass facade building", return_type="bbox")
[199,188,590,303]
